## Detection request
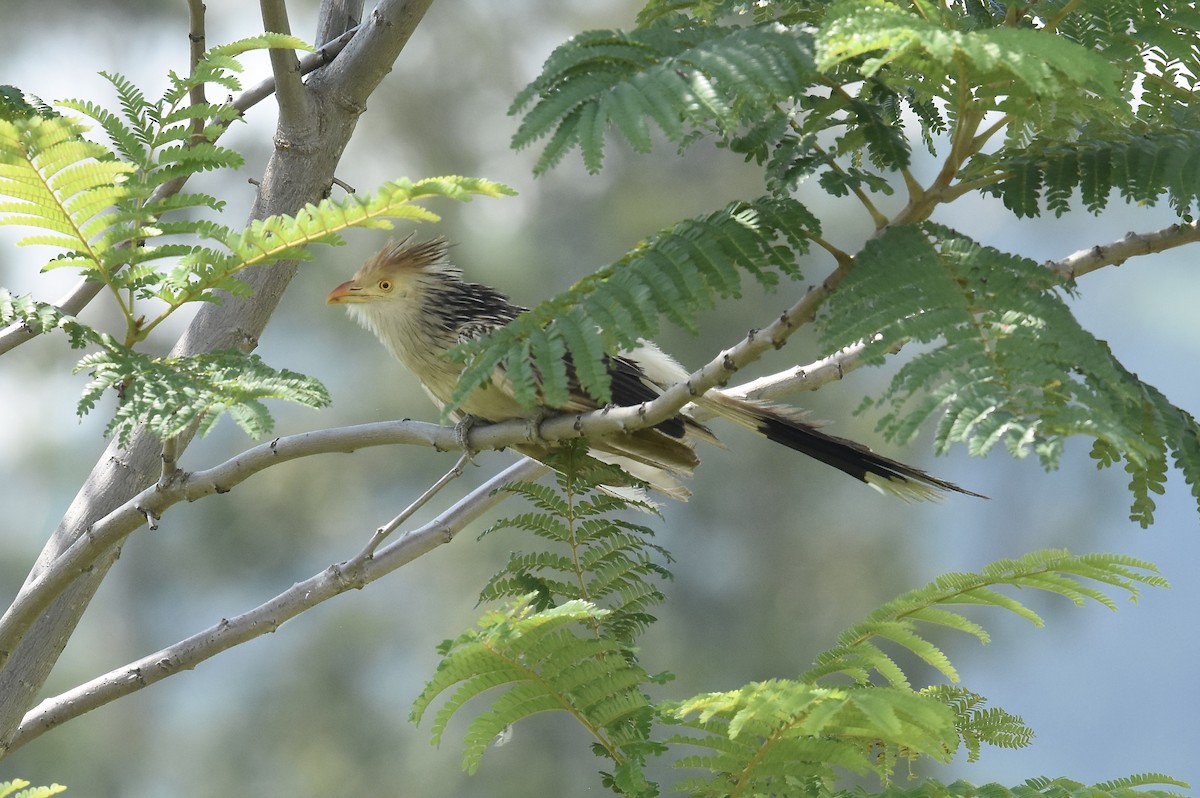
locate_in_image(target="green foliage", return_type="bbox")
[817,224,1200,526]
[979,133,1200,220]
[667,681,960,794]
[411,597,664,795]
[0,86,57,121]
[77,346,330,444]
[0,780,67,798]
[977,2,1200,220]
[923,687,1032,764]
[1,33,512,444]
[478,440,673,644]
[664,551,1161,795]
[450,196,815,411]
[511,23,817,174]
[415,442,669,794]
[480,0,1200,530]
[799,550,1165,687]
[417,445,1175,795]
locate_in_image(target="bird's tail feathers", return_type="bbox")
[695,393,984,501]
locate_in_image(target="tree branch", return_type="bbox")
[6,457,547,755]
[319,0,435,103]
[1046,220,1200,280]
[187,0,208,145]
[259,0,310,133]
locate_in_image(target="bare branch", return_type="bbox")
[705,335,892,407]
[1047,220,1200,280]
[316,0,365,48]
[233,25,359,116]
[358,451,475,558]
[7,457,547,754]
[259,0,311,132]
[187,0,208,144]
[317,0,435,104]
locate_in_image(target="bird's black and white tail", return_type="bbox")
[695,393,985,501]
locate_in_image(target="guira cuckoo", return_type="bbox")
[327,236,981,501]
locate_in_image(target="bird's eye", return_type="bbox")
[378,279,392,291]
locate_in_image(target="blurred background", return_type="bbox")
[0,1,1196,795]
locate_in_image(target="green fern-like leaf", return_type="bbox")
[816,0,1127,133]
[512,22,817,174]
[801,549,1165,687]
[451,196,815,412]
[75,343,330,445]
[0,115,137,273]
[666,680,958,794]
[978,132,1200,221]
[0,86,58,121]
[411,596,658,781]
[664,550,1164,793]
[479,440,671,645]
[922,686,1033,763]
[818,223,1200,525]
[0,288,93,348]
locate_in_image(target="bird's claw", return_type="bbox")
[524,408,550,448]
[454,414,480,452]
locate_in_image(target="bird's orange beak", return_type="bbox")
[326,280,361,305]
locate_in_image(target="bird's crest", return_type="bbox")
[358,235,457,280]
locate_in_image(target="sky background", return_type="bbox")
[1,1,1196,796]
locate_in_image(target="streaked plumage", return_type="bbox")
[328,236,982,502]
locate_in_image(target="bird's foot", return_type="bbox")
[453,414,481,452]
[524,408,550,448]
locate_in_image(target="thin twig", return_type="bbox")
[357,451,474,559]
[1046,221,1200,280]
[187,0,208,145]
[158,437,182,489]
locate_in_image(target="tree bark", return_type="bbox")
[0,0,434,755]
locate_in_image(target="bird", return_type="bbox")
[326,236,983,502]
